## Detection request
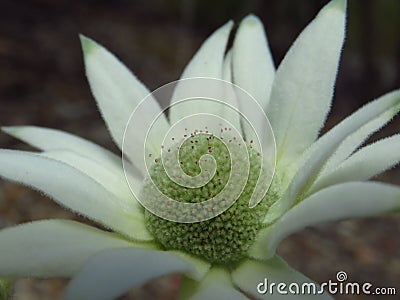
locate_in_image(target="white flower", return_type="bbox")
[0,0,399,299]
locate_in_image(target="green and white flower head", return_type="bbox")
[0,0,399,299]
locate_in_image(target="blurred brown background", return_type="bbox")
[0,0,399,299]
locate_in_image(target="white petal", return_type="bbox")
[80,35,169,155]
[0,150,151,241]
[232,14,275,110]
[169,21,233,123]
[42,150,141,204]
[63,247,194,300]
[321,90,400,174]
[267,0,346,171]
[2,125,143,199]
[220,50,242,131]
[222,50,233,82]
[232,257,333,299]
[1,126,126,177]
[251,182,400,260]
[265,89,400,223]
[179,267,246,300]
[180,21,233,80]
[310,134,400,194]
[167,250,210,281]
[0,220,151,278]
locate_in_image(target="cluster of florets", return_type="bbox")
[143,131,279,264]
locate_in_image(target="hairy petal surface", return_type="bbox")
[220,50,242,131]
[310,134,400,194]
[222,50,233,83]
[63,248,195,300]
[232,14,275,110]
[42,150,139,203]
[0,220,151,278]
[80,36,169,174]
[1,126,128,177]
[179,267,246,300]
[321,90,400,174]
[167,250,210,281]
[251,182,400,260]
[179,21,233,80]
[267,0,346,171]
[232,257,333,299]
[0,150,151,241]
[265,89,400,223]
[169,21,233,124]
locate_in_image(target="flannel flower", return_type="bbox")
[0,0,399,299]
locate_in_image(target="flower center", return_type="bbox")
[143,133,279,264]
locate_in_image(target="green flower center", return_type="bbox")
[143,133,279,264]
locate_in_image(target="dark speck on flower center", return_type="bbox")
[143,133,279,264]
